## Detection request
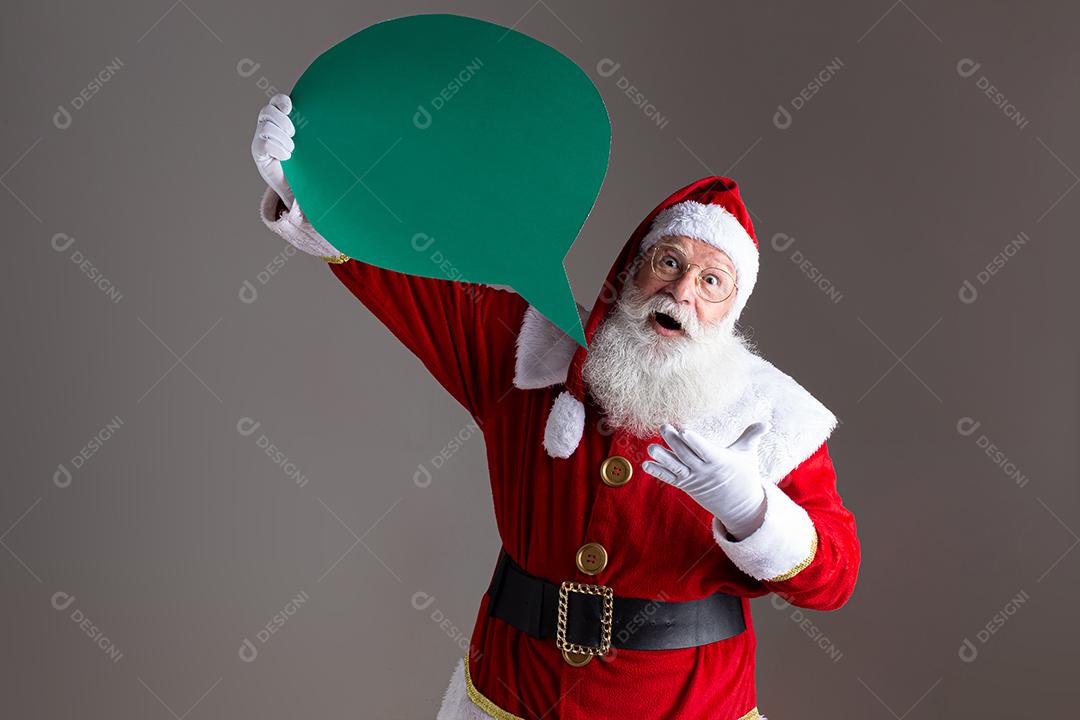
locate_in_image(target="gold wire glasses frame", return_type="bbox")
[648,242,738,303]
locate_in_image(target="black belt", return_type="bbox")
[485,547,745,656]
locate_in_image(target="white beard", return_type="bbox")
[581,282,753,439]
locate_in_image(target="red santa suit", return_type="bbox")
[258,176,861,720]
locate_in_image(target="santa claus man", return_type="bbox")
[252,94,860,720]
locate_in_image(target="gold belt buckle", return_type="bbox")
[556,580,614,657]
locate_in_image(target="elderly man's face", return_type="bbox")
[632,235,737,337]
[582,234,749,437]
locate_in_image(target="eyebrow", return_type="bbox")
[662,240,734,272]
[709,255,736,273]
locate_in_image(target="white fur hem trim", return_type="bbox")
[514,305,590,390]
[711,480,818,582]
[437,654,768,720]
[640,199,759,322]
[258,186,342,258]
[543,391,585,459]
[435,657,496,720]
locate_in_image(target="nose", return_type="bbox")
[668,272,697,304]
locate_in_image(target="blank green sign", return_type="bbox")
[284,13,611,347]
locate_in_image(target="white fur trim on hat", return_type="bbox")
[543,390,585,459]
[640,199,759,322]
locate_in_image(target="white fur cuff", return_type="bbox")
[258,186,343,259]
[711,480,817,582]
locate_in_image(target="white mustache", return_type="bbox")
[582,282,751,439]
[634,292,701,337]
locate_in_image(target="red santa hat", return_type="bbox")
[543,177,759,458]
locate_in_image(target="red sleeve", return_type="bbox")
[326,259,528,426]
[761,442,861,610]
[712,441,861,611]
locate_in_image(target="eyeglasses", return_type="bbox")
[648,242,737,303]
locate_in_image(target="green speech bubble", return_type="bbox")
[283,13,610,347]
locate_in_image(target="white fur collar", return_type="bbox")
[684,347,838,484]
[513,305,838,482]
[513,304,590,390]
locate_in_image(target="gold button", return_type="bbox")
[562,649,593,666]
[600,455,633,487]
[575,542,608,575]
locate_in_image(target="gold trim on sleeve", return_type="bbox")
[320,252,351,264]
[737,708,762,720]
[463,654,525,720]
[767,529,819,582]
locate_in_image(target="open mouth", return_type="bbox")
[653,311,683,332]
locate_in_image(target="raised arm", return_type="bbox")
[253,95,527,424]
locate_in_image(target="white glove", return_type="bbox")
[252,94,344,259]
[643,422,770,541]
[252,93,297,208]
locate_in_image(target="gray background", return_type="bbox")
[2,1,1076,718]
